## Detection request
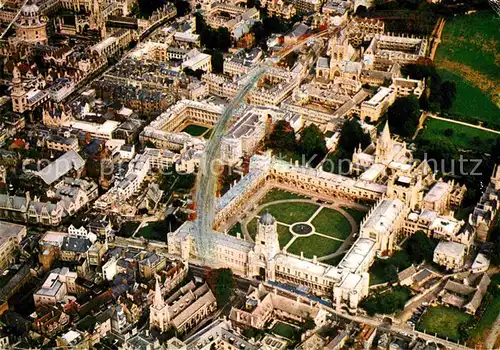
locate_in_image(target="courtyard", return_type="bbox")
[236,190,367,260]
[181,124,212,137]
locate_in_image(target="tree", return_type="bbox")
[387,95,421,137]
[415,136,457,171]
[209,268,234,306]
[404,230,436,263]
[210,50,224,73]
[384,264,399,283]
[337,119,371,158]
[266,120,297,153]
[303,317,316,330]
[440,81,457,110]
[298,124,327,165]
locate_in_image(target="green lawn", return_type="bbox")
[277,224,293,249]
[259,189,308,205]
[227,222,242,237]
[417,306,473,342]
[341,207,366,224]
[419,118,498,152]
[182,124,209,136]
[434,11,499,124]
[247,218,258,240]
[312,208,351,239]
[436,11,499,82]
[287,234,342,258]
[203,129,213,139]
[437,69,500,124]
[260,202,319,225]
[271,322,300,340]
[135,221,167,241]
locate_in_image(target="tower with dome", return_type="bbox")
[14,1,48,46]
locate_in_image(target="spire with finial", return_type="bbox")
[380,120,391,145]
[153,275,164,309]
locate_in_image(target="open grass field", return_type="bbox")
[259,188,309,205]
[182,124,209,136]
[227,222,242,237]
[321,253,345,266]
[260,202,319,225]
[419,118,498,152]
[118,221,140,238]
[437,69,500,123]
[417,306,473,342]
[288,234,343,258]
[436,11,499,82]
[435,11,499,120]
[311,208,351,240]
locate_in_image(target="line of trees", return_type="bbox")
[266,120,327,167]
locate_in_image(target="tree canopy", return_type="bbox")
[404,230,437,263]
[387,95,421,137]
[337,118,371,158]
[209,268,234,306]
[401,64,457,112]
[195,13,231,52]
[299,124,327,164]
[266,120,297,153]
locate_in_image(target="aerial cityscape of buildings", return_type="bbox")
[0,0,497,348]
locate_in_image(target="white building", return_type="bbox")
[433,241,466,271]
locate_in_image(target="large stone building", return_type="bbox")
[0,221,26,269]
[13,2,48,46]
[150,280,217,334]
[167,120,474,312]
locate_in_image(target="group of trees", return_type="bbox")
[337,118,372,159]
[266,120,327,167]
[370,231,436,284]
[387,95,421,138]
[360,286,411,316]
[138,0,190,18]
[401,64,457,113]
[194,12,231,52]
[207,268,235,306]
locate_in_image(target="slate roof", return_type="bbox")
[37,150,85,185]
[61,236,91,253]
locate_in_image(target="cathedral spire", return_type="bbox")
[381,120,391,145]
[154,275,164,308]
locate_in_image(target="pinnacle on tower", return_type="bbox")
[381,120,391,145]
[154,275,164,308]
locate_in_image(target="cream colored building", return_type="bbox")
[150,280,217,334]
[433,241,465,271]
[14,2,48,46]
[0,221,26,269]
[33,267,78,307]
